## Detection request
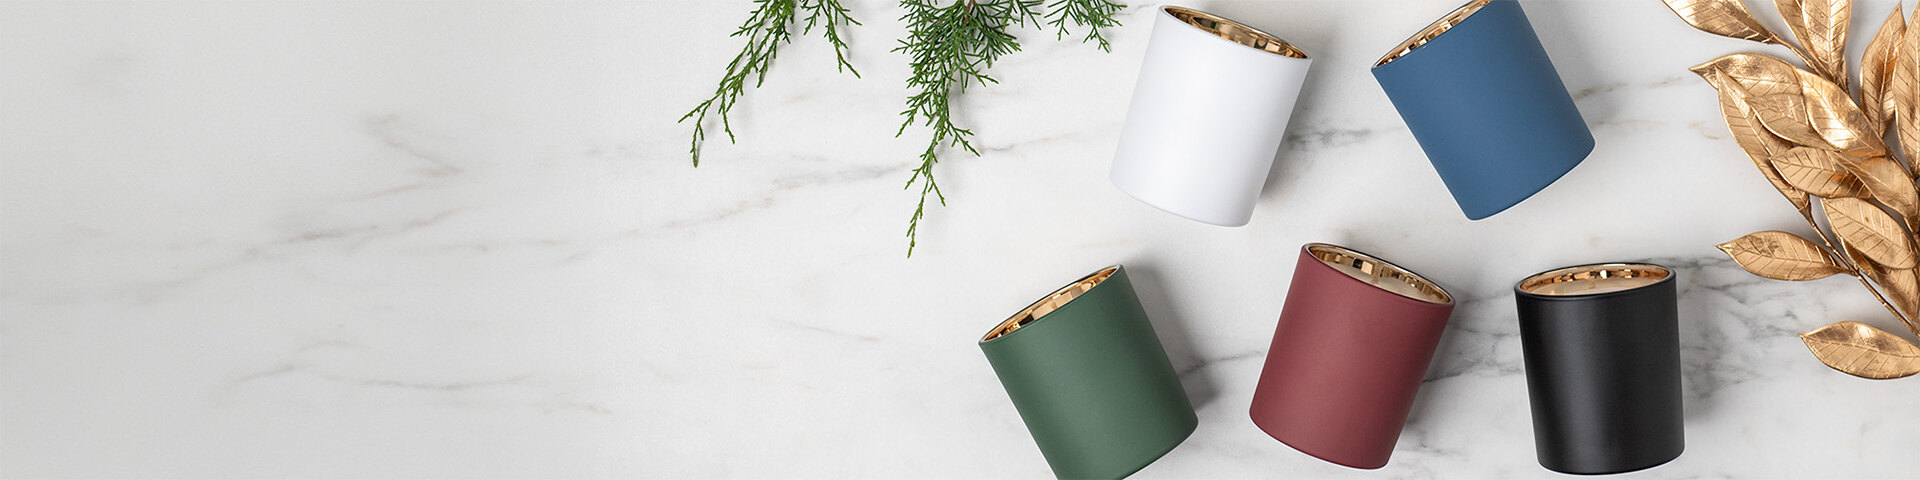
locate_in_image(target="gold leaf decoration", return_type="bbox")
[1665,0,1920,380]
[1895,3,1920,164]
[1691,53,1804,97]
[1797,69,1886,156]
[1770,146,1869,197]
[1800,321,1920,379]
[1701,70,1812,210]
[1776,0,1852,90]
[1833,154,1920,227]
[1663,0,1789,45]
[1882,269,1920,318]
[1717,230,1848,280]
[1749,92,1833,148]
[1862,6,1903,133]
[1825,197,1918,268]
[1846,242,1920,318]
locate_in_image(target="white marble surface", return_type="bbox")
[5,0,1920,478]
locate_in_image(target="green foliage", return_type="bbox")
[1044,0,1125,52]
[682,0,1124,256]
[895,0,1124,256]
[680,0,860,167]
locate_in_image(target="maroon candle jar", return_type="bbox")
[1249,243,1455,469]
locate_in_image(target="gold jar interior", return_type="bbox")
[1166,7,1308,59]
[1520,264,1671,296]
[1309,244,1452,304]
[982,267,1118,342]
[1375,0,1491,67]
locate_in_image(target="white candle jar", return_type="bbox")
[1110,6,1312,226]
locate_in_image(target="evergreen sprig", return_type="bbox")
[894,0,1124,256]
[680,0,860,167]
[1043,0,1124,51]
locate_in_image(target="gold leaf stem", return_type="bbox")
[1801,207,1920,336]
[1782,41,1831,80]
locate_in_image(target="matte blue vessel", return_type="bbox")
[1372,0,1593,220]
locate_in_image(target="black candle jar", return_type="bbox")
[1514,263,1684,475]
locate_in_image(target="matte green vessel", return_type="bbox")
[980,266,1197,479]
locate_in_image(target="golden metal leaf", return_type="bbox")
[1717,230,1848,280]
[1833,154,1920,227]
[1825,196,1918,268]
[1895,3,1920,164]
[1692,53,1804,97]
[1701,70,1812,210]
[1797,69,1886,156]
[1800,321,1920,379]
[1862,6,1903,133]
[1750,92,1833,148]
[1770,146,1869,197]
[1882,269,1920,318]
[1846,242,1920,318]
[1775,0,1852,90]
[1663,0,1788,45]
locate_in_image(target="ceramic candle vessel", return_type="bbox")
[980,266,1197,479]
[1371,0,1593,220]
[1515,263,1685,475]
[1110,6,1312,227]
[1250,244,1454,469]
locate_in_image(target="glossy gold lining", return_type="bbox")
[982,267,1118,342]
[1520,264,1671,296]
[1166,7,1308,59]
[1375,0,1491,67]
[1308,244,1452,304]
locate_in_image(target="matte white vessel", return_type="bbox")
[1110,6,1312,227]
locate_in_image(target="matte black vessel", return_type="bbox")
[1514,263,1684,475]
